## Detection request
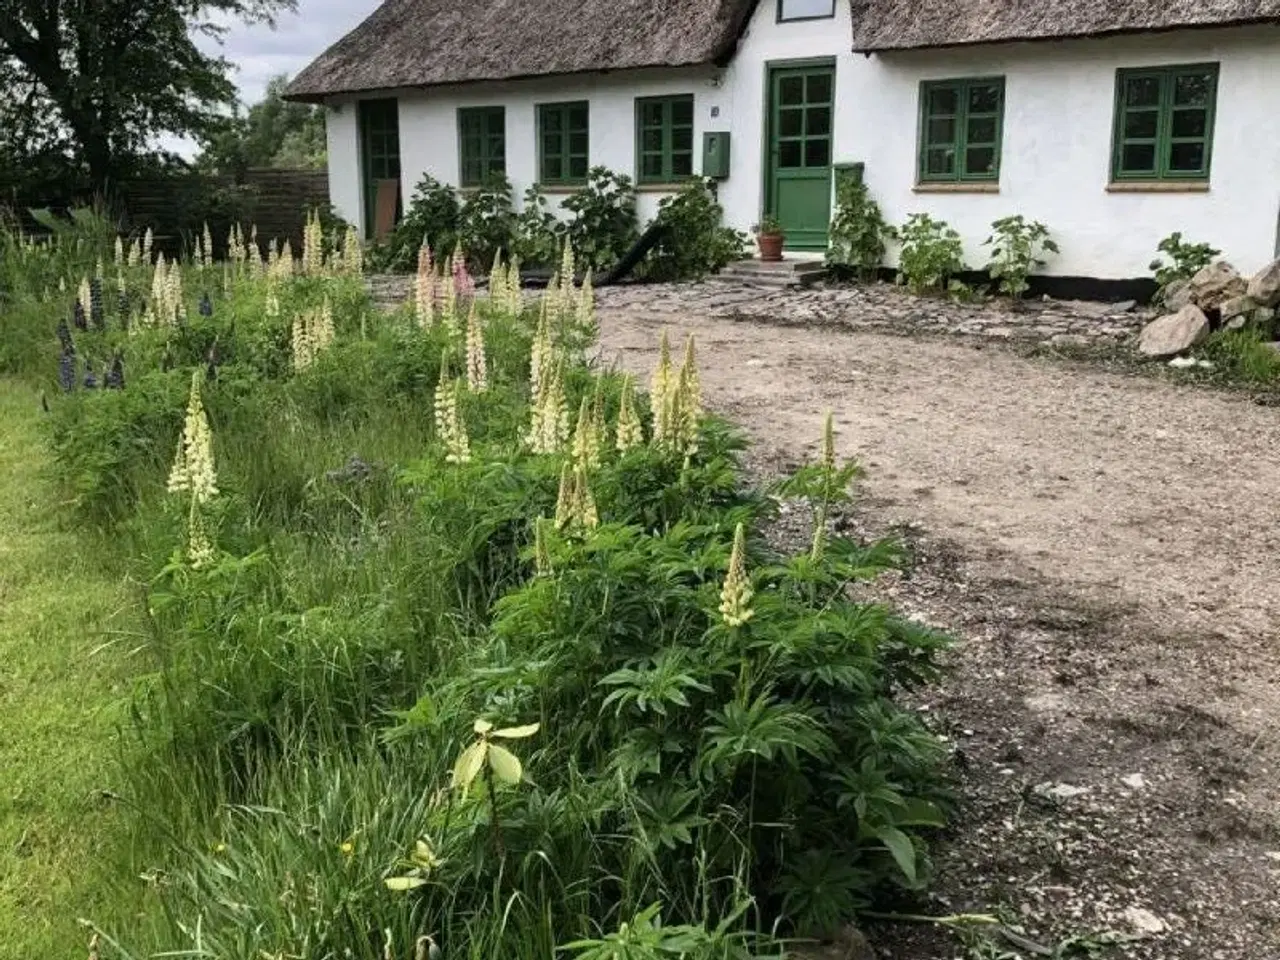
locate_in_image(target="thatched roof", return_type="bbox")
[850,0,1280,51]
[285,0,757,101]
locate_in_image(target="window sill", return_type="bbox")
[913,182,999,194]
[636,182,693,193]
[1106,181,1210,193]
[536,183,587,194]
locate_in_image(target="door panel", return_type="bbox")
[766,65,834,251]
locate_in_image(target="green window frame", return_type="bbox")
[635,95,696,184]
[917,77,1005,183]
[537,101,590,186]
[457,106,506,187]
[1111,64,1218,182]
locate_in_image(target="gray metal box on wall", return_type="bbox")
[702,132,731,179]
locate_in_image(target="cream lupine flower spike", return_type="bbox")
[440,258,458,334]
[465,301,488,392]
[527,358,569,454]
[434,354,471,464]
[575,269,595,334]
[649,330,674,444]
[533,516,553,577]
[415,245,435,326]
[719,523,754,627]
[674,335,702,455]
[168,371,218,503]
[202,222,214,269]
[554,463,598,533]
[615,375,644,451]
[343,224,363,276]
[571,397,600,470]
[505,257,522,317]
[77,277,92,321]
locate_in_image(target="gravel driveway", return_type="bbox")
[595,285,1280,959]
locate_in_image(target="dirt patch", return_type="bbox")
[597,302,1280,958]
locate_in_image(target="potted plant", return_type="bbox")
[753,214,785,262]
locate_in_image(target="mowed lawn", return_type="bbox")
[0,378,132,958]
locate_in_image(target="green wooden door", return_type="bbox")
[358,99,402,237]
[766,65,834,251]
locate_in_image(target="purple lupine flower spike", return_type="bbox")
[83,368,98,389]
[58,351,76,393]
[72,300,88,330]
[90,278,105,329]
[199,293,214,317]
[106,354,125,390]
[56,319,75,355]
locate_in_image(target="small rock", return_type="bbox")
[1225,315,1247,331]
[1122,905,1168,936]
[1121,773,1147,789]
[1187,260,1247,311]
[1246,257,1280,307]
[1197,359,1215,369]
[1111,299,1138,313]
[1033,781,1090,801]
[1138,305,1210,358]
[1161,278,1193,311]
[1168,356,1197,368]
[1219,294,1256,320]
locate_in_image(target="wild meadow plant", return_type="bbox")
[12,211,952,960]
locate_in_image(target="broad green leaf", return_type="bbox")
[487,743,523,785]
[491,722,540,740]
[452,741,487,792]
[873,825,917,884]
[473,717,493,735]
[384,876,427,891]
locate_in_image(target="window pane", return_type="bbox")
[805,138,830,167]
[672,98,694,126]
[1174,72,1213,106]
[568,105,588,130]
[542,133,560,157]
[925,147,955,176]
[491,158,505,174]
[779,109,803,137]
[1124,76,1161,107]
[967,116,997,144]
[642,154,664,179]
[569,132,588,155]
[779,76,804,105]
[1170,109,1207,138]
[779,140,803,167]
[489,134,505,157]
[1124,110,1159,139]
[642,129,664,151]
[1121,142,1156,172]
[543,156,563,181]
[568,155,588,179]
[927,86,958,115]
[672,127,693,151]
[926,117,955,145]
[968,83,1001,113]
[672,153,693,177]
[806,106,831,136]
[779,0,835,20]
[1168,141,1206,172]
[460,114,479,136]
[542,109,562,133]
[965,146,996,175]
[806,73,832,104]
[641,102,664,126]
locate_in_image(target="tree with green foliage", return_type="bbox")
[198,73,327,177]
[0,0,296,186]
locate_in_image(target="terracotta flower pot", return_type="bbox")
[756,232,785,262]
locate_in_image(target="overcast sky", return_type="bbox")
[209,0,381,106]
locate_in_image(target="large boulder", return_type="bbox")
[1161,278,1193,311]
[1137,304,1210,357]
[1219,294,1256,321]
[1246,257,1280,307]
[1187,260,1246,311]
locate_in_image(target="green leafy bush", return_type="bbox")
[368,173,461,272]
[562,166,639,274]
[895,213,965,295]
[457,173,517,269]
[643,178,746,281]
[512,184,564,268]
[826,176,891,280]
[1149,231,1220,294]
[983,215,1058,298]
